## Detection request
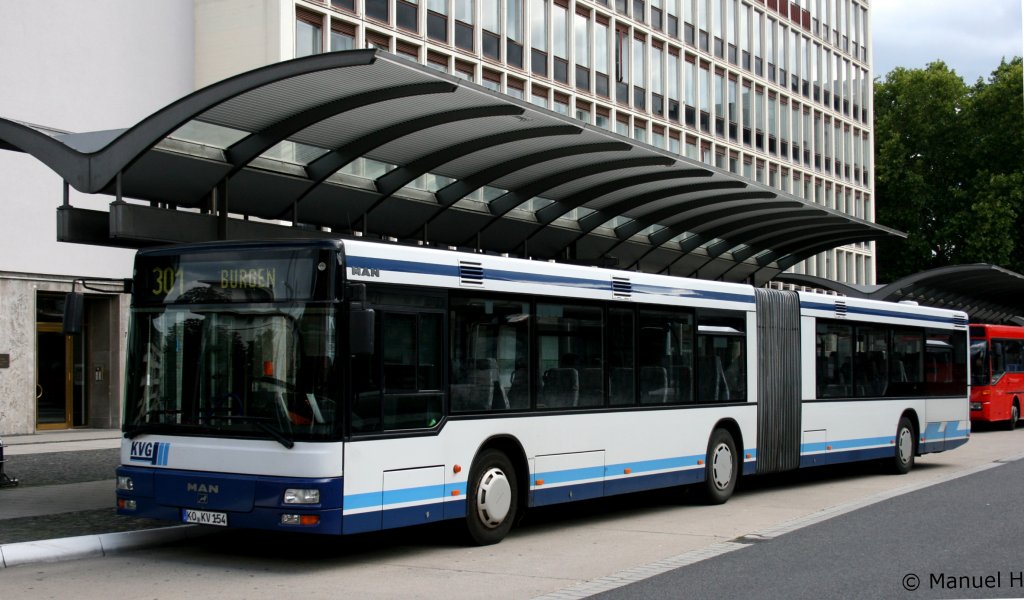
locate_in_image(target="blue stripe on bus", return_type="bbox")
[347,255,755,304]
[341,427,961,518]
[801,435,892,454]
[923,421,969,440]
[801,301,961,325]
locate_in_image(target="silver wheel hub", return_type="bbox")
[898,428,913,464]
[711,443,734,490]
[476,467,512,528]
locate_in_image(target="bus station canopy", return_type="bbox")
[776,264,1024,324]
[0,49,901,286]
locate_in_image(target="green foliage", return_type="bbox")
[874,58,1024,281]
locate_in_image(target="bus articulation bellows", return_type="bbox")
[116,239,970,544]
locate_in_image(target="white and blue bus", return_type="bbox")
[116,238,969,544]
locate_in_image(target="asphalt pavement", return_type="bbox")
[0,429,203,568]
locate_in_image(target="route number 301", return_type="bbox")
[151,267,184,296]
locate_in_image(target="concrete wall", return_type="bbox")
[0,0,195,279]
[195,0,291,87]
[0,275,127,436]
[0,1,194,434]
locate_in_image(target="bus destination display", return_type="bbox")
[135,249,328,304]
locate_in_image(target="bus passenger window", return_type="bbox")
[608,308,635,406]
[639,309,694,405]
[889,330,924,396]
[450,297,530,412]
[816,322,852,398]
[537,303,602,409]
[696,312,745,403]
[926,329,967,396]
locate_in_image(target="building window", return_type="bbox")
[615,26,629,104]
[575,9,591,92]
[397,0,419,33]
[575,99,592,123]
[296,10,323,58]
[553,92,570,115]
[482,68,502,91]
[632,35,646,110]
[507,76,525,99]
[531,0,549,77]
[552,0,569,84]
[428,0,448,43]
[427,50,449,72]
[651,43,664,117]
[366,0,389,23]
[455,0,474,51]
[595,17,610,97]
[507,0,524,68]
[396,39,420,61]
[482,0,501,60]
[365,30,392,51]
[667,48,680,122]
[330,19,356,51]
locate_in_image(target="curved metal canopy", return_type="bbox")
[776,264,1024,324]
[0,49,901,285]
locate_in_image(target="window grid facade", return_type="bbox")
[296,0,875,286]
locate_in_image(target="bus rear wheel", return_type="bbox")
[1005,402,1019,431]
[891,417,916,474]
[701,429,738,504]
[463,449,518,546]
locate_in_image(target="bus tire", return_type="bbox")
[701,428,738,505]
[891,417,916,475]
[1005,402,1019,431]
[463,449,518,546]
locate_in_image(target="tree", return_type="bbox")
[873,58,1024,281]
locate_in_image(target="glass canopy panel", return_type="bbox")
[170,120,249,148]
[261,141,330,166]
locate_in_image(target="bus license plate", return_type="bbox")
[182,508,228,527]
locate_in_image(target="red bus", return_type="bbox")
[970,324,1024,429]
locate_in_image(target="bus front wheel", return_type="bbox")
[701,429,738,504]
[891,417,916,475]
[463,449,518,546]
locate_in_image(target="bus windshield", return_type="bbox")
[123,305,340,443]
[970,338,990,386]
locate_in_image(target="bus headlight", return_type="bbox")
[117,475,134,491]
[970,402,982,410]
[283,488,320,504]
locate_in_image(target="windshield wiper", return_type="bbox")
[125,409,184,439]
[125,422,176,439]
[206,414,295,449]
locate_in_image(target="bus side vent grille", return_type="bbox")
[612,277,632,297]
[459,261,484,286]
[834,300,847,318]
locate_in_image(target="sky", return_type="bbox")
[872,0,1023,82]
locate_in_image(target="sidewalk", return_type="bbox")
[0,429,202,568]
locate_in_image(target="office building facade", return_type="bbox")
[0,0,872,434]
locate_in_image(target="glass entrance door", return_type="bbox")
[36,323,73,429]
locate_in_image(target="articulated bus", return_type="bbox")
[116,239,970,544]
[970,324,1024,429]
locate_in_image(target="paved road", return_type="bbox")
[0,428,1022,598]
[591,454,1024,600]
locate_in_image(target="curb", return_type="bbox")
[0,525,210,568]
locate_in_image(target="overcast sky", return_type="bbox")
[872,0,1023,82]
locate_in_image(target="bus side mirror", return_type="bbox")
[349,308,375,356]
[63,292,84,335]
[347,283,374,356]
